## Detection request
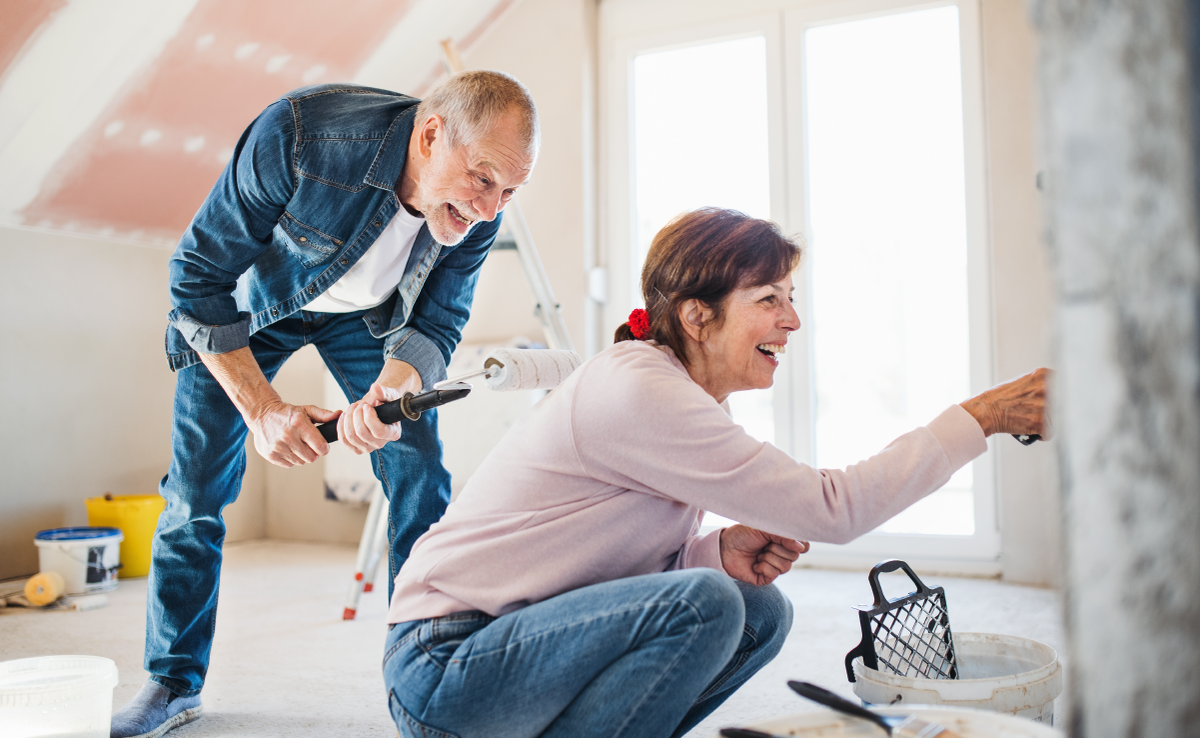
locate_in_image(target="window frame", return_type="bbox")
[600,0,1000,574]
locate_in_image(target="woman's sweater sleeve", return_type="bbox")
[571,347,987,544]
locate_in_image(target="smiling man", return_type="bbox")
[110,72,538,738]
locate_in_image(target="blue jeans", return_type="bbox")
[382,570,793,738]
[146,310,452,696]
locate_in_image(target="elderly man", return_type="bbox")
[110,71,538,738]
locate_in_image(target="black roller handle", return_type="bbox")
[315,386,471,443]
[1013,434,1041,445]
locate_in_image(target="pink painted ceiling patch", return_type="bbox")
[23,0,420,239]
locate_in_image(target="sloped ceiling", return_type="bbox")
[0,0,517,245]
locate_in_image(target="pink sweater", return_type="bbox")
[387,341,986,624]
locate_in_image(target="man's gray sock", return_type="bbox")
[110,681,202,738]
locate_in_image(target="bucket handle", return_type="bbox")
[866,559,934,608]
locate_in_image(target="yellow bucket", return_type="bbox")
[84,494,166,578]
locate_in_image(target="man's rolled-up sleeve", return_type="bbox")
[168,100,297,355]
[385,215,501,388]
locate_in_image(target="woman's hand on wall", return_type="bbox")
[960,367,1054,438]
[719,525,809,586]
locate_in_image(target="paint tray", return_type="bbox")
[844,559,958,682]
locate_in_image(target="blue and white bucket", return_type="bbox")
[33,528,123,595]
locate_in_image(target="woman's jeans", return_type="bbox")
[145,310,452,696]
[382,569,793,738]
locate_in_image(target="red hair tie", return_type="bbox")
[628,308,651,340]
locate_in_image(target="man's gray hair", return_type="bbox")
[416,70,540,158]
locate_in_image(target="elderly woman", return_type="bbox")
[381,208,1048,738]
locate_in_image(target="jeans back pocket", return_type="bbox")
[389,689,460,738]
[416,611,495,670]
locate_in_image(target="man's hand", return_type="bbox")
[338,383,405,455]
[338,359,424,455]
[247,400,339,467]
[198,347,340,468]
[719,524,809,586]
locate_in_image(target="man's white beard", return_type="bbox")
[423,199,479,247]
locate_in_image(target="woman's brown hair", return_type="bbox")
[614,207,803,363]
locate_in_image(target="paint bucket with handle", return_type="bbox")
[33,527,123,595]
[844,560,1063,724]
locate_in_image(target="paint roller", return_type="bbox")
[436,347,583,392]
[315,348,582,443]
[24,571,65,607]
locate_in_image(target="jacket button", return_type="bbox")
[340,257,348,265]
[374,221,381,228]
[308,285,315,294]
[272,308,278,316]
[299,236,307,242]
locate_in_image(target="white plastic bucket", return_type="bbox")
[0,656,119,738]
[851,632,1063,724]
[33,527,124,595]
[742,704,1061,737]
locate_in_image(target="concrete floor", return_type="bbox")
[0,541,1067,737]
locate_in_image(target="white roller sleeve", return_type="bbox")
[483,349,583,391]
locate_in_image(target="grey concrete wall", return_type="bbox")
[1034,1,1200,735]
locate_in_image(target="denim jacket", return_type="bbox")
[165,84,501,388]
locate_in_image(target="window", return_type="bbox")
[603,0,998,572]
[805,6,973,535]
[631,35,776,451]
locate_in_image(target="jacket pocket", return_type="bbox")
[275,212,343,268]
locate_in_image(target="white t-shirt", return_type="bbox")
[303,206,425,313]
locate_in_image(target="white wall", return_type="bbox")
[980,0,1060,586]
[458,0,592,349]
[0,227,179,579]
[0,225,358,578]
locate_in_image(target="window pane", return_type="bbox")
[632,36,774,529]
[805,6,974,535]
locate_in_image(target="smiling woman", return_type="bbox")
[378,207,1050,738]
[613,207,802,399]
